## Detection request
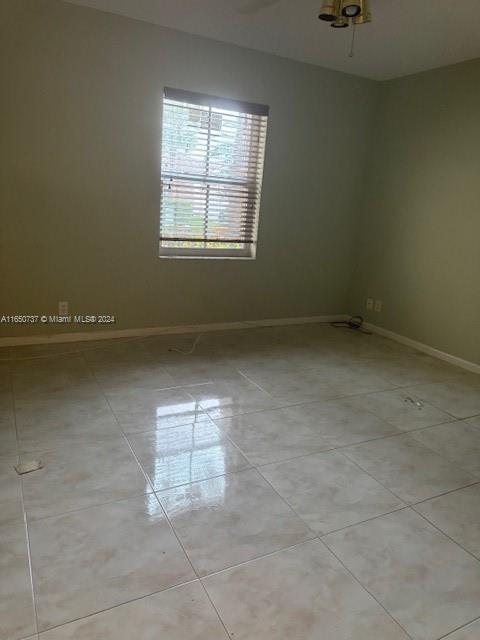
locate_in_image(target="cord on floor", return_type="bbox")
[168,332,205,355]
[330,315,372,335]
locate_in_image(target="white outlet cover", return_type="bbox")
[374,300,383,312]
[58,301,69,315]
[366,298,374,310]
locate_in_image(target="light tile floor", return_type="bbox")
[1,323,480,639]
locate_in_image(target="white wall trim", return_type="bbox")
[0,315,348,347]
[364,322,480,375]
[243,315,347,328]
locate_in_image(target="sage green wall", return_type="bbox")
[1,0,377,337]
[351,59,480,364]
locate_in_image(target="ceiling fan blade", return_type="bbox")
[238,0,281,15]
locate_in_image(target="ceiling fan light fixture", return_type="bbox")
[353,0,372,24]
[319,0,373,50]
[353,11,371,24]
[340,1,361,17]
[318,0,339,22]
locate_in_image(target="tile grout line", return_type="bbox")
[141,436,480,547]
[410,479,480,508]
[37,539,333,638]
[8,359,40,638]
[184,416,323,542]
[214,431,328,541]
[408,387,480,421]
[251,466,324,538]
[256,428,480,554]
[208,403,470,477]
[9,411,461,466]
[333,421,451,450]
[403,424,480,473]
[198,580,234,640]
[150,458,316,637]
[122,410,460,476]
[334,445,418,505]
[319,535,415,640]
[306,477,480,542]
[81,353,180,507]
[31,577,200,636]
[180,368,406,422]
[145,488,234,637]
[246,438,410,538]
[22,489,154,524]
[33,539,331,636]
[338,434,480,506]
[436,614,480,640]
[247,424,480,561]
[316,505,410,538]
[410,503,480,564]
[116,414,214,438]
[81,353,178,493]
[198,538,320,580]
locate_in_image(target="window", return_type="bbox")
[159,88,269,258]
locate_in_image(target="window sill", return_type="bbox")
[158,255,256,260]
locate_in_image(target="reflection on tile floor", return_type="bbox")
[0,323,479,639]
[158,468,312,576]
[127,419,251,491]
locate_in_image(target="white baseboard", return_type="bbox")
[0,315,348,348]
[243,315,348,328]
[364,322,480,375]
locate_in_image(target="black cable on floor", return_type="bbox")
[330,315,372,335]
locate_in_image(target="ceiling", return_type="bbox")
[66,0,480,80]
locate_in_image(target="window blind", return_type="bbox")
[160,88,269,258]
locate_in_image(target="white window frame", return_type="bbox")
[159,88,269,260]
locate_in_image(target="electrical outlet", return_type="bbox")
[58,301,69,316]
[374,299,383,312]
[366,298,374,310]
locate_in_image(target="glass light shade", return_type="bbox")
[341,1,361,17]
[331,16,349,28]
[318,0,340,22]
